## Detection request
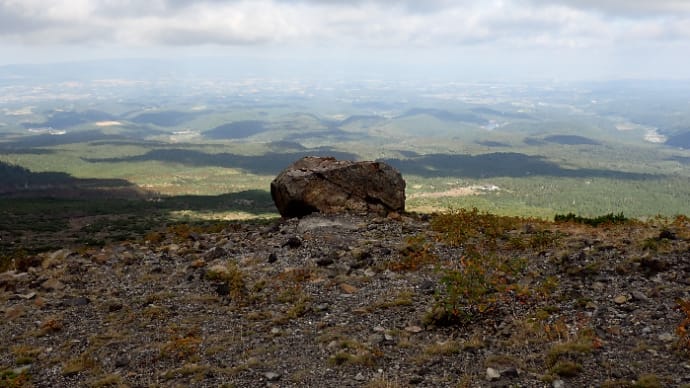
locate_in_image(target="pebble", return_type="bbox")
[368,334,384,345]
[355,372,366,381]
[62,297,90,307]
[486,367,501,381]
[264,372,281,381]
[339,283,358,294]
[16,292,37,300]
[405,325,423,333]
[631,291,649,302]
[283,236,302,249]
[41,278,65,291]
[553,379,565,388]
[12,365,31,375]
[316,257,334,266]
[613,294,629,304]
[658,333,675,342]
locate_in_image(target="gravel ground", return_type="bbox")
[2,212,690,387]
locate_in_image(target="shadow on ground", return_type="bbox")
[382,152,659,180]
[81,148,360,175]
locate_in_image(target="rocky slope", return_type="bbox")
[1,211,690,387]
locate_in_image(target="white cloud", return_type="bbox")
[1,0,690,79]
[1,0,689,48]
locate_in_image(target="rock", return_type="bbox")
[419,280,436,295]
[204,247,227,260]
[614,294,629,304]
[354,372,366,381]
[265,372,281,381]
[631,291,649,302]
[658,333,674,342]
[215,282,230,296]
[368,333,384,345]
[405,325,423,334]
[339,283,358,294]
[283,236,302,249]
[0,270,29,288]
[500,367,519,378]
[659,229,677,240]
[41,278,65,291]
[316,256,334,266]
[11,365,31,375]
[553,379,565,388]
[486,367,501,381]
[16,292,36,300]
[114,355,130,368]
[62,297,90,307]
[270,156,405,218]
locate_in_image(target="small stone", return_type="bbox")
[631,291,649,302]
[373,325,386,332]
[17,292,36,300]
[419,280,436,295]
[63,297,90,307]
[552,379,565,388]
[658,333,675,342]
[283,236,302,249]
[114,355,130,368]
[316,257,334,266]
[355,372,366,381]
[405,325,423,334]
[384,333,394,342]
[205,247,227,259]
[271,327,281,335]
[11,365,31,375]
[501,367,519,378]
[364,268,376,277]
[368,334,384,345]
[190,259,206,268]
[340,283,358,294]
[614,294,629,304]
[264,372,281,381]
[659,229,677,240]
[486,367,501,381]
[41,278,65,291]
[215,282,230,296]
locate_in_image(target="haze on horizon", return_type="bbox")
[1,0,690,82]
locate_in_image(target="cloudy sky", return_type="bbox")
[1,0,690,81]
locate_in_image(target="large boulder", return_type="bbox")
[270,156,406,218]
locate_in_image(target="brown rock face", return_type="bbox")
[270,156,406,218]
